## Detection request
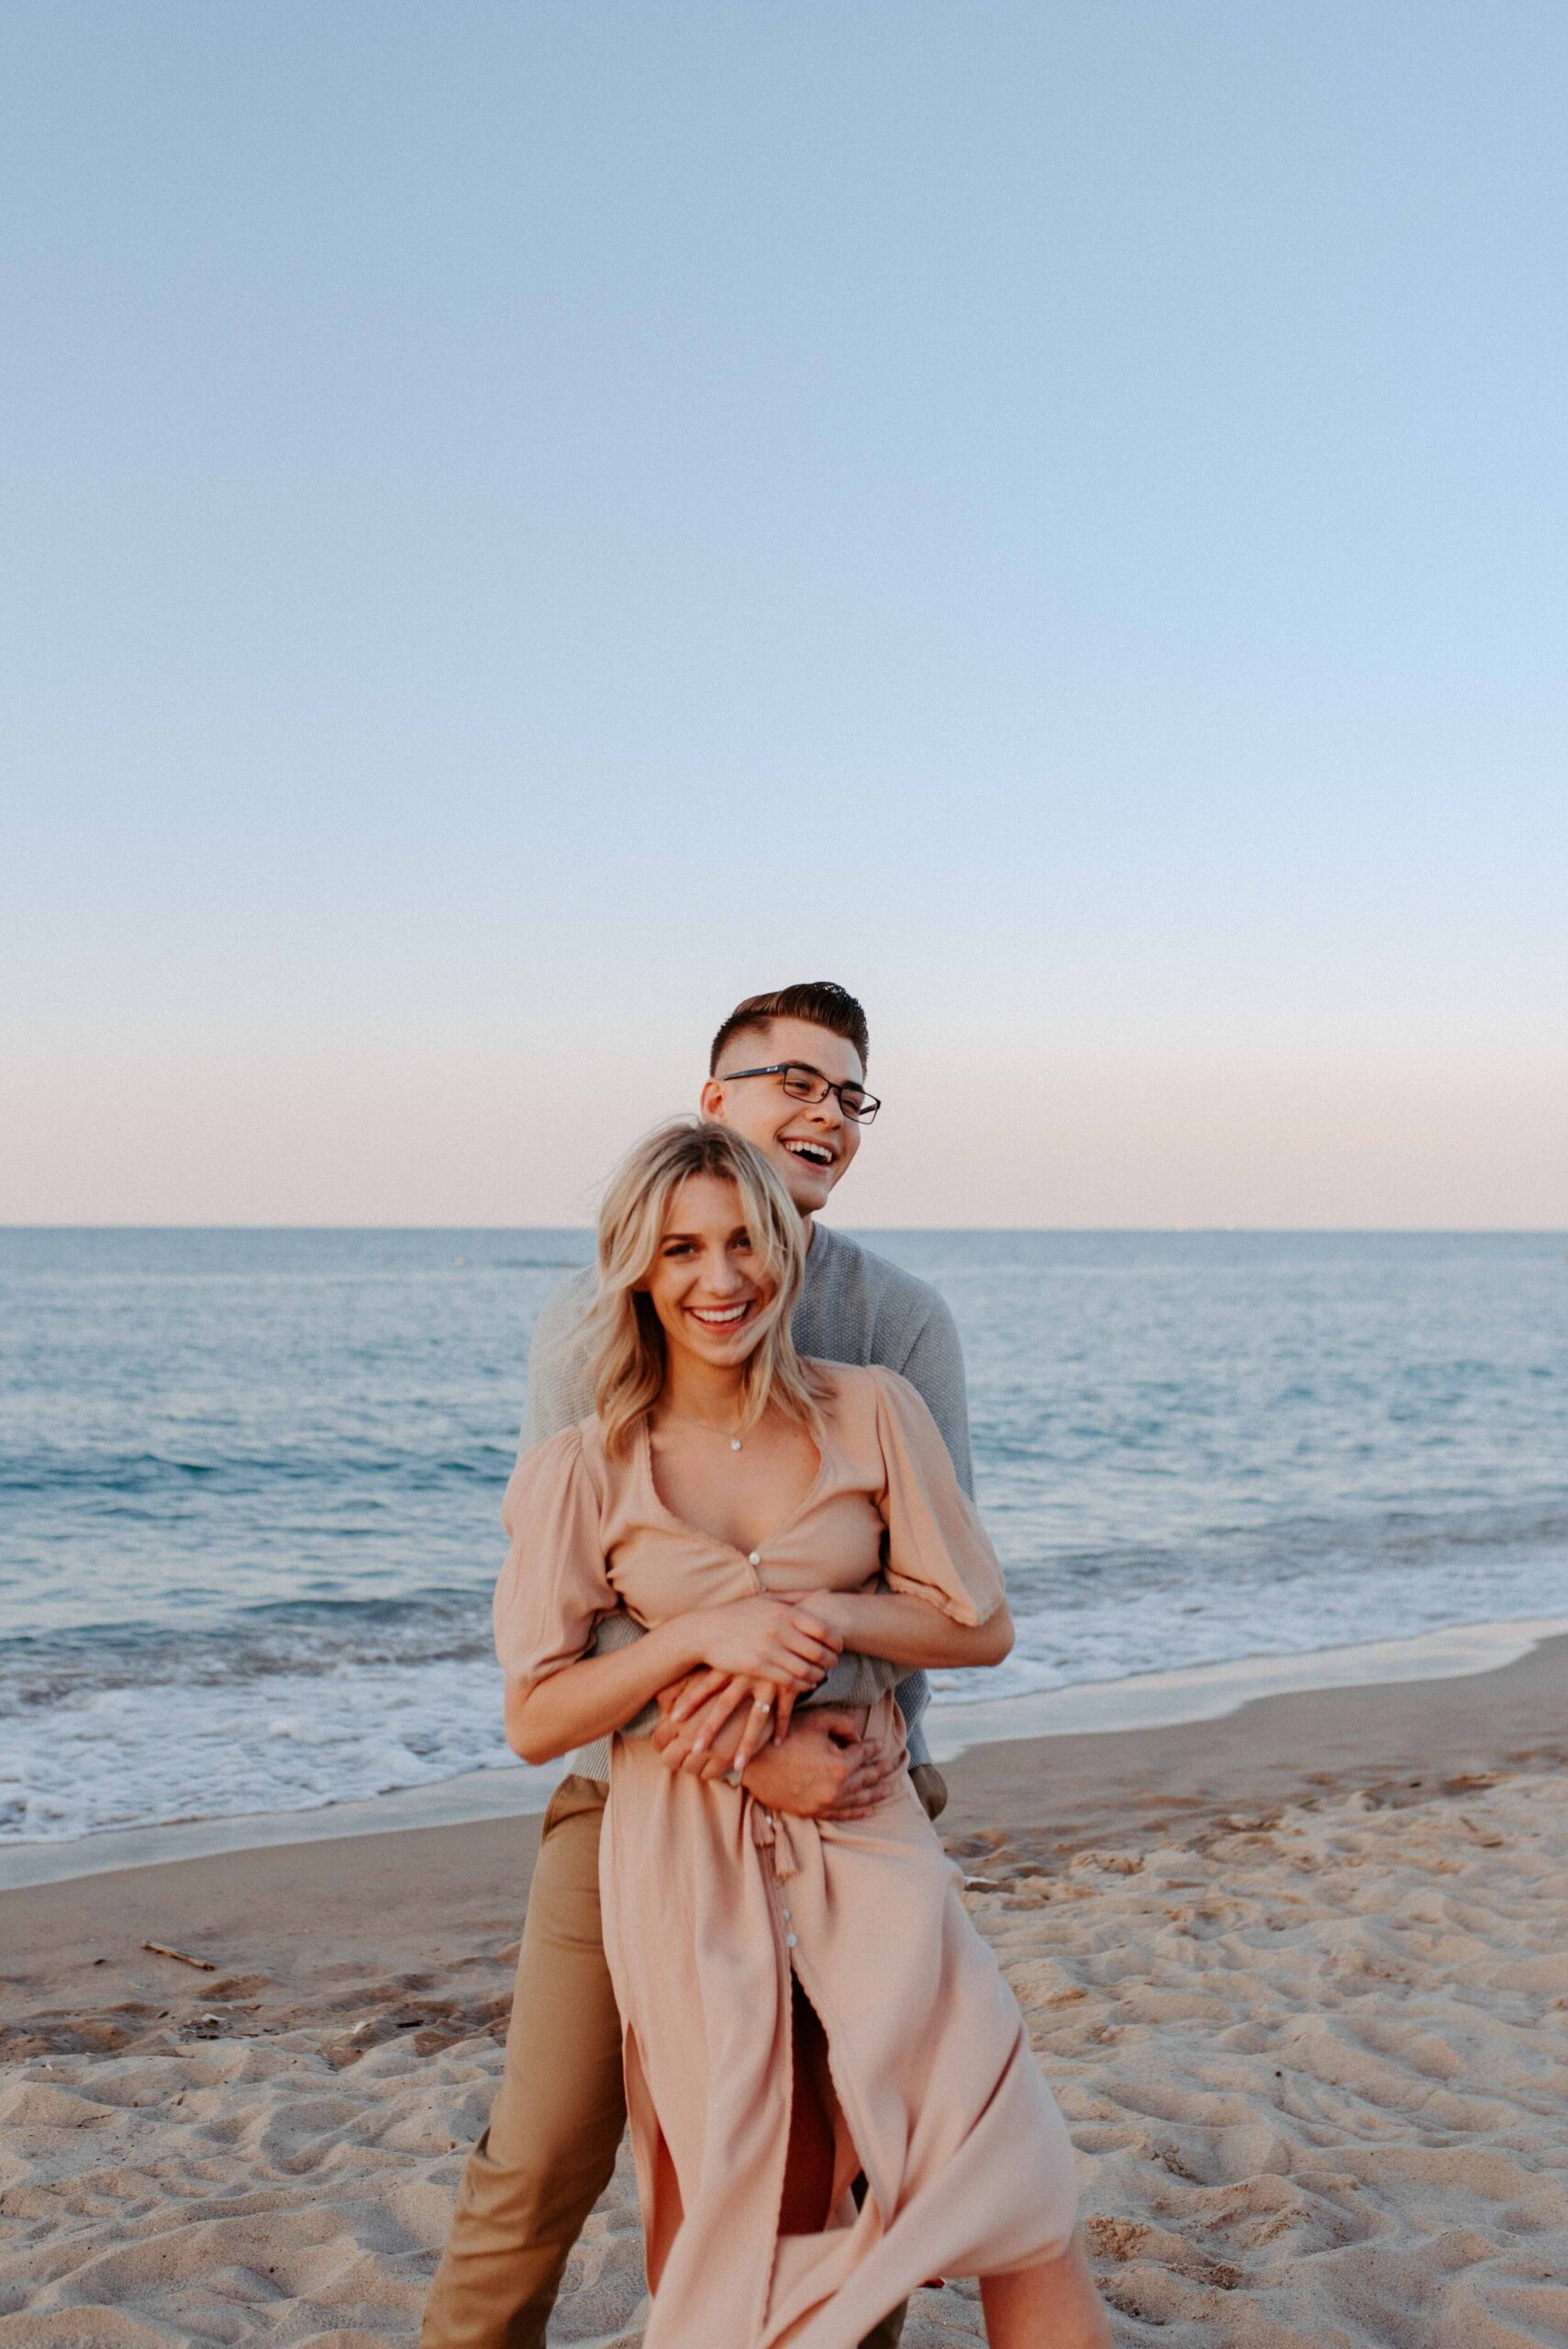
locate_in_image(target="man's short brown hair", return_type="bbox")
[709,982,870,1076]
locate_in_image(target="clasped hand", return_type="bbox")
[649,1591,896,1820]
[666,1592,840,1764]
[651,1697,898,1820]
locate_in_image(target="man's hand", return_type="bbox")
[652,1687,899,1818]
[744,1711,900,1820]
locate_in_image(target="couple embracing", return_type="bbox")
[424,983,1110,2349]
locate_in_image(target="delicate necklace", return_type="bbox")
[664,1408,747,1453]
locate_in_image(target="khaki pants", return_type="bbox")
[422,1769,942,2349]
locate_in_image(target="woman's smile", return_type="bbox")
[685,1297,759,1330]
[643,1172,780,1363]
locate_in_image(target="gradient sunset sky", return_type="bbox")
[5,1,1564,1227]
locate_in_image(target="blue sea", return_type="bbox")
[2,1229,1565,1846]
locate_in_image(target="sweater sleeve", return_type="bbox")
[522,1268,601,1446]
[894,1292,974,1497]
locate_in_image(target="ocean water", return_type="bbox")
[2,1228,1565,1846]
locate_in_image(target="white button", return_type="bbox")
[785,1933,798,1949]
[749,1551,761,1566]
[781,1907,792,1920]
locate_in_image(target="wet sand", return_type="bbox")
[3,1636,1566,2345]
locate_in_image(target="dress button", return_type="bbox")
[781,1907,792,1921]
[748,1551,761,1566]
[785,1933,798,1949]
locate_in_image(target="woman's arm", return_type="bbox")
[663,1583,1011,1746]
[507,1615,700,1764]
[507,1595,842,1765]
[784,1584,1013,1673]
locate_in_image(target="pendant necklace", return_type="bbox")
[669,1410,745,1453]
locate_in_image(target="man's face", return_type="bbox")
[699,1016,866,1217]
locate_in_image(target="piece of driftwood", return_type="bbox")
[141,1941,217,1971]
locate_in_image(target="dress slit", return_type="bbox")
[785,1934,884,2237]
[780,1974,853,2236]
[622,2023,683,2293]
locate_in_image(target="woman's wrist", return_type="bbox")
[813,1589,865,1645]
[648,1611,707,1683]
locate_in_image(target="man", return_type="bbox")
[424,981,983,2349]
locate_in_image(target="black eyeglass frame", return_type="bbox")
[717,1062,882,1125]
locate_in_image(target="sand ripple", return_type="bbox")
[3,1772,1565,2345]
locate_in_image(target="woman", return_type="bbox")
[495,1119,1111,2349]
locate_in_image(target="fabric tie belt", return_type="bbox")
[748,1798,809,1883]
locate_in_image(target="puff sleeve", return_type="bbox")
[872,1367,1006,1627]
[492,1427,617,1687]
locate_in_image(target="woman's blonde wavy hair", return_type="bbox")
[586,1119,832,1459]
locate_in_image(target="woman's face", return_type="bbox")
[643,1173,775,1374]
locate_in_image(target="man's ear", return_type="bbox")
[698,1077,728,1122]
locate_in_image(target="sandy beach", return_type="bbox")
[4,1637,1566,2347]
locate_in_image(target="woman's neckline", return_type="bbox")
[637,1406,832,1562]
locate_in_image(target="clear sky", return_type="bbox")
[4,1,1564,1227]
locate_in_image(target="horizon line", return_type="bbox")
[4,1223,1565,1240]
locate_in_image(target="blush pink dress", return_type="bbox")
[494,1364,1078,2349]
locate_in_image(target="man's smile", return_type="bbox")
[782,1139,835,1168]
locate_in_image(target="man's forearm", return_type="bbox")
[803,1649,900,1708]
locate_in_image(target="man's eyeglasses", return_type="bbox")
[719,1063,882,1125]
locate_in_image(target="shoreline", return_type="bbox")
[5,1626,1565,2345]
[4,1624,1565,1959]
[5,1610,1566,1894]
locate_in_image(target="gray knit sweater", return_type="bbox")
[517,1219,975,1780]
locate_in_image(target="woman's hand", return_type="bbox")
[657,1598,839,1765]
[654,1674,786,1773]
[775,1587,852,1643]
[685,1595,841,1698]
[654,1671,757,1776]
[506,1592,837,1770]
